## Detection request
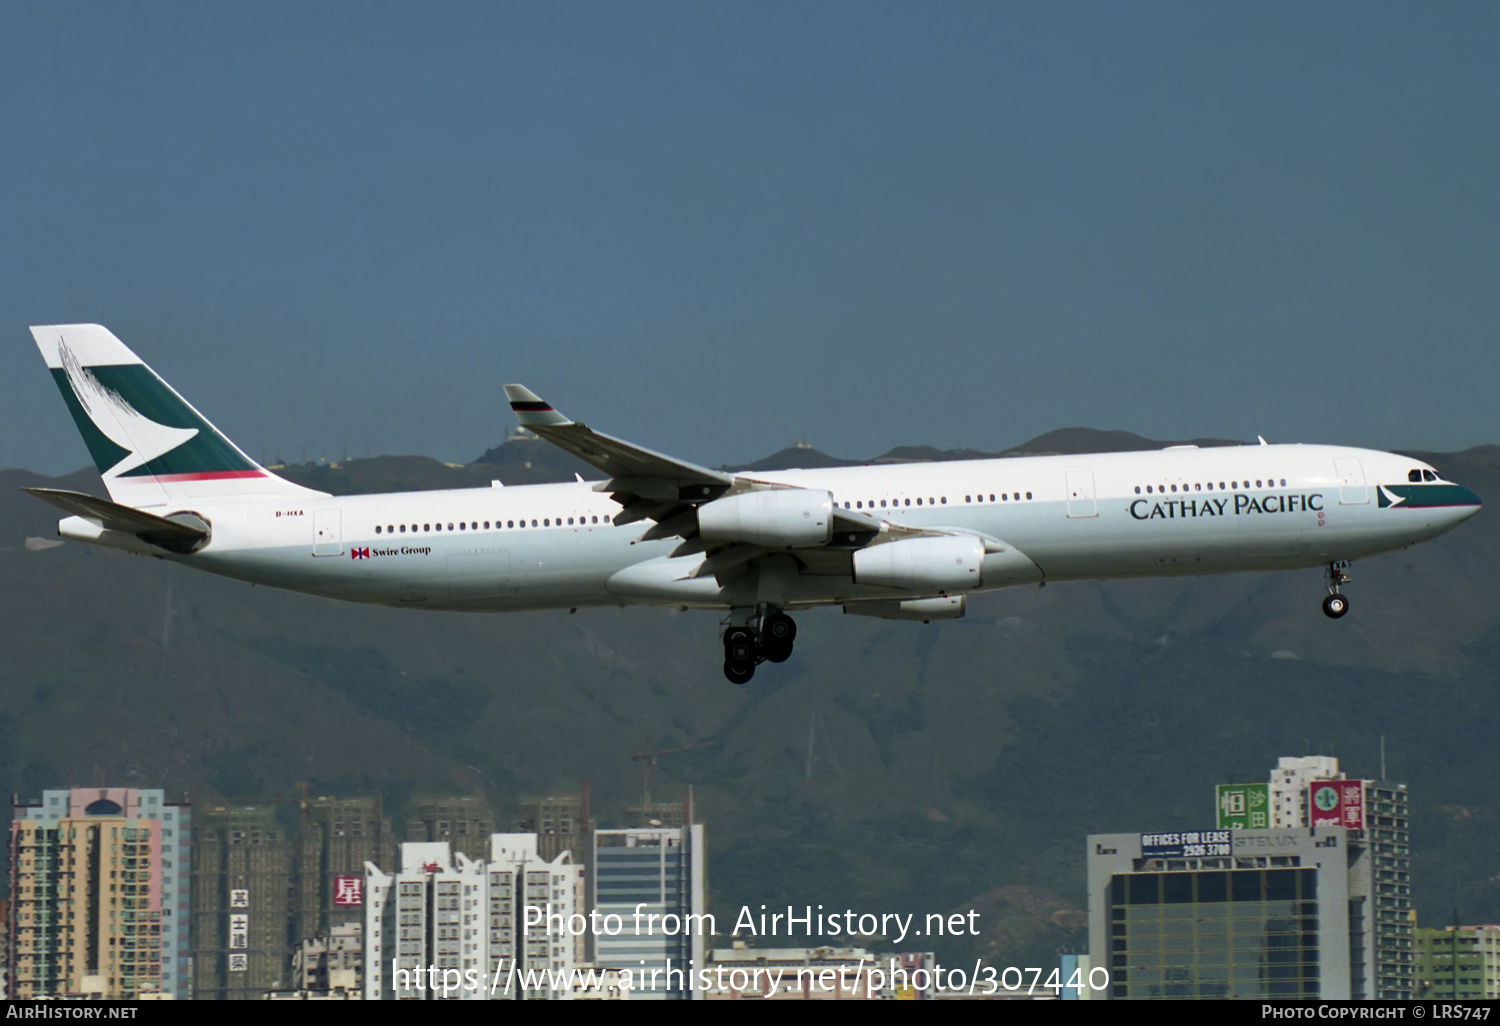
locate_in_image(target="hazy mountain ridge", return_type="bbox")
[254,426,1260,493]
[2,431,1496,965]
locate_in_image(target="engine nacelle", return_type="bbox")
[697,489,834,549]
[843,596,966,622]
[852,534,985,592]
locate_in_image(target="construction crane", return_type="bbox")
[631,740,715,809]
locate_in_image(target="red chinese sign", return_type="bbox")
[1309,780,1364,829]
[333,875,364,906]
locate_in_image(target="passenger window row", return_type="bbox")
[838,492,1033,511]
[1134,479,1287,496]
[375,516,607,535]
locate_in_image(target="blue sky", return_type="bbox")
[3,2,1497,474]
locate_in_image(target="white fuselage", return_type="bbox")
[104,442,1477,613]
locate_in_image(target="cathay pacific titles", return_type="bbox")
[1129,492,1324,520]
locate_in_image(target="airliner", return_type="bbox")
[25,324,1482,684]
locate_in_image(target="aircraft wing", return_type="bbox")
[504,385,729,488]
[505,385,973,581]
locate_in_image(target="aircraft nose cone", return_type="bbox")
[1453,484,1482,518]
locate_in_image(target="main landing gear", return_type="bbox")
[722,608,797,684]
[1322,561,1351,619]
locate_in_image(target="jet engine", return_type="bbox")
[697,489,834,549]
[852,534,985,592]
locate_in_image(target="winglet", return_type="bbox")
[503,384,572,428]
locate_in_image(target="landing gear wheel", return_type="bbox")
[1322,593,1349,619]
[1323,561,1351,619]
[724,659,755,685]
[762,612,796,663]
[724,627,757,665]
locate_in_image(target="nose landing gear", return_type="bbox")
[1322,561,1351,619]
[721,607,798,684]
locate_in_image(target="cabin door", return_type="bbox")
[1066,471,1098,518]
[1334,458,1368,505]
[313,509,343,556]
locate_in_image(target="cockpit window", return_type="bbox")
[1422,470,1438,482]
[1409,469,1422,482]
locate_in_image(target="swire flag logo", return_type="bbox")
[351,547,370,560]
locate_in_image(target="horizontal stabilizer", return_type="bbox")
[23,488,208,550]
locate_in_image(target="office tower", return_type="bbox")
[592,825,707,1000]
[8,788,190,999]
[364,834,581,1000]
[191,803,295,1000]
[405,795,496,863]
[1089,827,1382,999]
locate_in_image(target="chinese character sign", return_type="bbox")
[333,875,364,906]
[230,888,249,908]
[229,953,248,973]
[1216,783,1270,830]
[1309,781,1364,829]
[230,913,248,950]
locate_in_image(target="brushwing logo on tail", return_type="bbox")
[52,341,264,482]
[59,342,199,477]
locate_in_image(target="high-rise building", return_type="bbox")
[296,795,395,946]
[1416,925,1500,999]
[592,825,706,1000]
[193,794,394,1000]
[1363,782,1413,999]
[364,834,582,1000]
[405,795,495,863]
[1088,820,1413,1000]
[515,794,585,865]
[1089,827,1358,999]
[1260,757,1412,998]
[1269,756,1342,828]
[8,788,190,999]
[191,803,295,1000]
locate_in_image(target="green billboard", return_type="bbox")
[1216,783,1269,829]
